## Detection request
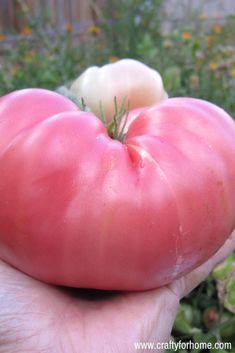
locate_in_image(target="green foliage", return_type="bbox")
[0,28,83,93]
[213,253,235,281]
[157,24,235,116]
[1,0,235,119]
[172,276,235,352]
[98,0,163,59]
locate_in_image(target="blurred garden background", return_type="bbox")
[1,0,235,117]
[0,0,235,352]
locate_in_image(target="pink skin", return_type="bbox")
[0,89,235,290]
[1,89,235,352]
[1,231,235,353]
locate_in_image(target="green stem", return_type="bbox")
[106,96,129,141]
[58,87,129,142]
[56,86,90,112]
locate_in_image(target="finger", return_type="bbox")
[171,230,235,298]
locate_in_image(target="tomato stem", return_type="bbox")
[99,100,107,125]
[57,86,129,142]
[103,96,130,142]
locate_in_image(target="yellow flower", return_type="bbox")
[230,69,235,77]
[21,25,33,35]
[189,74,200,89]
[208,62,218,71]
[96,43,105,51]
[10,65,20,76]
[24,51,35,63]
[163,39,173,48]
[181,32,192,40]
[109,56,119,63]
[199,14,208,21]
[87,25,101,35]
[207,35,215,43]
[65,23,73,33]
[0,34,6,41]
[212,24,222,33]
[195,51,205,66]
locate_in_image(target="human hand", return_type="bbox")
[0,230,234,353]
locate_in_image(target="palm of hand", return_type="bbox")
[0,231,234,353]
[0,262,178,353]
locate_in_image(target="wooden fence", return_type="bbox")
[1,0,235,35]
[0,0,103,34]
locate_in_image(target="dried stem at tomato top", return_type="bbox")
[58,87,129,142]
[100,96,130,141]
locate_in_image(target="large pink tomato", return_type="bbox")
[0,88,235,291]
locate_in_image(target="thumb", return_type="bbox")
[170,230,235,298]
